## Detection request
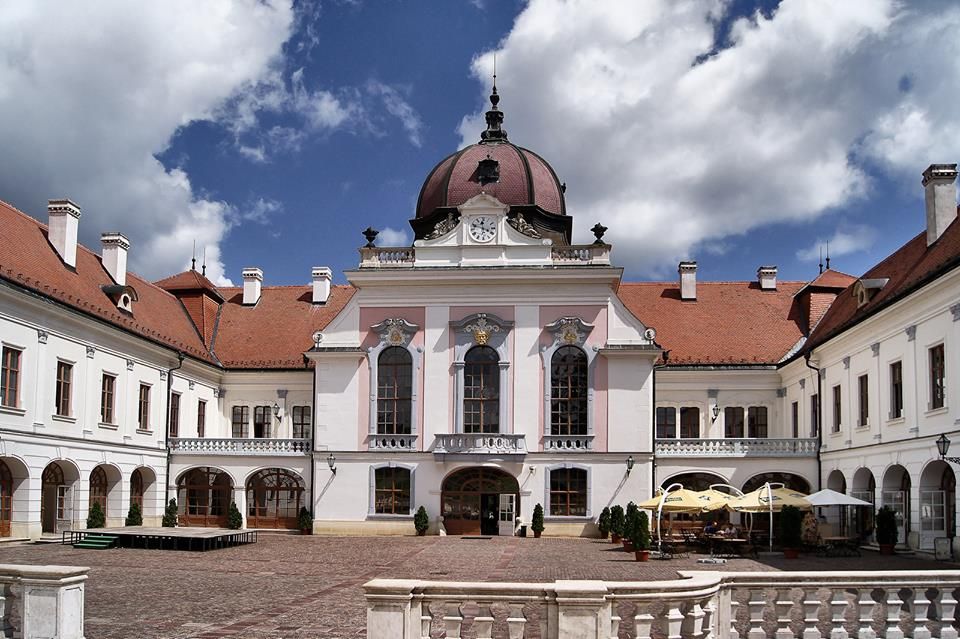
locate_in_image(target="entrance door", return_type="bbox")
[882,490,907,546]
[441,467,520,536]
[480,494,498,535]
[498,493,515,537]
[920,490,946,550]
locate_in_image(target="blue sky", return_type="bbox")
[1,0,958,287]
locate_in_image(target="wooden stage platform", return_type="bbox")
[63,527,258,552]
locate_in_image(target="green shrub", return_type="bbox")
[86,502,105,529]
[624,502,640,544]
[779,505,803,548]
[298,506,313,533]
[876,505,898,545]
[532,503,545,534]
[125,502,143,526]
[414,506,430,534]
[161,498,178,527]
[227,501,243,530]
[610,504,625,537]
[597,506,611,537]
[636,511,651,550]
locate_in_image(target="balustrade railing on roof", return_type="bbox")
[655,437,819,457]
[551,244,611,264]
[169,437,311,455]
[359,246,416,268]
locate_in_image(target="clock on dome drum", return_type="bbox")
[468,216,496,242]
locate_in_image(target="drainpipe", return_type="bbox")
[164,351,185,503]
[804,351,823,491]
[651,361,658,493]
[309,357,317,518]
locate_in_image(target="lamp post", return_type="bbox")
[625,455,634,475]
[936,434,960,465]
[711,404,720,422]
[327,453,337,475]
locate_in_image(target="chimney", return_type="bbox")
[100,233,130,286]
[242,267,263,305]
[311,267,332,304]
[923,163,958,246]
[758,265,777,291]
[47,199,81,268]
[679,261,697,301]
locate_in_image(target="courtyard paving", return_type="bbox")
[1,534,957,639]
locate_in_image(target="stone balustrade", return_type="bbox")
[365,570,960,639]
[368,434,419,451]
[551,244,611,265]
[0,564,89,639]
[169,437,311,455]
[359,246,416,267]
[655,437,819,457]
[542,434,594,451]
[432,433,526,456]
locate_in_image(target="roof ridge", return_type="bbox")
[619,280,807,286]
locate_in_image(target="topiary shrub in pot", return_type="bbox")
[623,502,639,552]
[87,502,105,529]
[779,505,803,558]
[298,506,313,535]
[414,506,430,536]
[125,502,143,526]
[227,501,243,530]
[876,505,898,555]
[634,511,651,561]
[532,503,545,538]
[597,506,611,540]
[161,498,178,527]
[610,505,625,543]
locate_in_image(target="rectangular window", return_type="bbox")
[747,406,767,438]
[791,401,799,439]
[679,407,699,439]
[374,467,411,515]
[0,346,21,408]
[832,385,842,433]
[810,393,820,437]
[549,468,588,517]
[253,405,272,438]
[197,400,206,438]
[930,344,946,410]
[857,374,869,426]
[138,384,150,430]
[890,361,903,419]
[232,405,249,438]
[100,373,116,423]
[55,361,72,416]
[293,405,311,439]
[169,392,180,437]
[724,407,744,438]
[655,407,676,438]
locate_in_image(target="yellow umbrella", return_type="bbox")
[695,488,737,512]
[638,488,710,512]
[727,485,812,512]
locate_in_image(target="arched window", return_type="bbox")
[89,466,108,517]
[130,469,144,509]
[246,469,305,529]
[551,346,588,436]
[464,346,499,433]
[377,347,412,434]
[549,467,588,517]
[0,460,11,537]
[374,467,411,515]
[177,467,233,527]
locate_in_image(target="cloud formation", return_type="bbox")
[796,224,879,263]
[458,0,960,276]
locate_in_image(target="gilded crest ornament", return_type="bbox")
[371,317,419,347]
[545,316,593,348]
[465,316,500,346]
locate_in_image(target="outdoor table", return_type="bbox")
[709,537,752,558]
[821,535,861,557]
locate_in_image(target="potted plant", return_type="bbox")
[532,503,545,538]
[597,506,611,540]
[87,502,105,529]
[610,505,625,544]
[779,505,803,558]
[125,502,143,526]
[623,502,639,552]
[634,511,651,561]
[876,505,898,555]
[227,501,243,530]
[414,506,429,536]
[161,498,178,527]
[298,506,313,535]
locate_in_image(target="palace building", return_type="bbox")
[0,90,958,550]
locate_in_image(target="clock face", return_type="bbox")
[468,216,496,242]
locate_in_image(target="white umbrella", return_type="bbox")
[805,489,872,507]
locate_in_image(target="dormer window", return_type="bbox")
[476,155,500,185]
[852,278,889,308]
[101,284,138,313]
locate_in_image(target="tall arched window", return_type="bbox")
[130,469,144,509]
[377,347,412,434]
[464,346,499,433]
[551,346,588,435]
[0,460,11,537]
[89,466,108,517]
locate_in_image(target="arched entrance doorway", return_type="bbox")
[41,461,79,534]
[743,472,811,494]
[825,470,848,536]
[661,472,728,492]
[89,466,108,519]
[441,467,519,536]
[0,461,11,537]
[130,469,144,510]
[851,468,876,540]
[826,470,846,493]
[882,464,911,546]
[0,458,27,538]
[177,467,233,527]
[245,469,305,529]
[919,461,955,550]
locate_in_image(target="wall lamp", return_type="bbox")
[625,455,634,475]
[272,402,281,421]
[936,434,960,465]
[327,453,337,475]
[711,404,721,422]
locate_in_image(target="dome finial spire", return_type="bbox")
[481,54,507,142]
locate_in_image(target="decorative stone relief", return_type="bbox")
[776,388,786,398]
[159,370,167,381]
[707,388,719,399]
[951,303,960,321]
[906,325,917,341]
[276,389,288,399]
[85,345,95,358]
[544,316,593,348]
[507,213,541,239]
[871,343,880,356]
[371,318,419,348]
[188,380,195,391]
[126,359,135,371]
[426,212,458,240]
[464,316,501,346]
[842,356,850,370]
[37,330,48,344]
[799,379,806,389]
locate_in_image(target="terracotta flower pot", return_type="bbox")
[611,534,622,544]
[417,529,426,536]
[534,530,542,538]
[783,547,800,559]
[635,550,650,562]
[622,540,634,553]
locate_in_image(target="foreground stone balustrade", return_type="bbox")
[0,564,88,639]
[169,437,311,455]
[364,570,960,639]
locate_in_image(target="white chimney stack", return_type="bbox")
[679,261,697,301]
[47,199,81,268]
[242,267,263,305]
[311,267,332,304]
[922,163,958,246]
[758,265,777,291]
[101,233,130,286]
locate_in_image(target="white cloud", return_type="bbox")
[458,0,960,275]
[378,226,412,246]
[0,0,295,285]
[796,224,879,262]
[368,81,424,147]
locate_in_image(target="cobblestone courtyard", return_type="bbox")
[1,535,956,639]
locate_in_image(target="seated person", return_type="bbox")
[704,521,719,535]
[722,524,736,537]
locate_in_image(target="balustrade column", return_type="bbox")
[939,587,959,639]
[776,588,795,639]
[443,601,464,638]
[747,589,767,639]
[506,603,527,639]
[913,589,932,639]
[554,581,610,639]
[831,589,850,639]
[884,588,904,639]
[473,601,494,639]
[857,588,877,639]
[802,588,823,639]
[634,601,655,639]
[0,575,14,638]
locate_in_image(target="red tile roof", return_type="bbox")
[808,216,960,351]
[807,269,857,289]
[0,200,215,363]
[618,281,807,366]
[155,270,224,301]
[210,285,355,369]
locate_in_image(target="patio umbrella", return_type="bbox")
[804,489,872,507]
[637,488,711,513]
[727,483,812,552]
[695,488,737,512]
